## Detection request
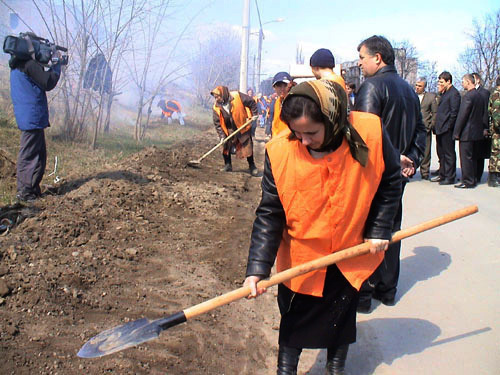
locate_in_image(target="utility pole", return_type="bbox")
[239,0,250,93]
[256,27,263,93]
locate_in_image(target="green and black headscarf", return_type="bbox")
[282,79,369,166]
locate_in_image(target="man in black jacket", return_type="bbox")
[472,72,491,182]
[453,74,488,188]
[432,71,461,185]
[354,35,426,313]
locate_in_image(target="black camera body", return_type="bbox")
[3,32,68,66]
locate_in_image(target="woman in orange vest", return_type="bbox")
[243,80,401,375]
[211,86,259,176]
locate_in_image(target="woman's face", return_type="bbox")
[289,115,325,150]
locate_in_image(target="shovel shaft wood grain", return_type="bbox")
[183,205,478,320]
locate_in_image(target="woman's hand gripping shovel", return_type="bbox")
[187,115,258,168]
[77,205,478,358]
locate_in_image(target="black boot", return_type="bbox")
[247,156,259,176]
[221,153,232,172]
[326,344,349,375]
[277,345,301,375]
[488,172,500,187]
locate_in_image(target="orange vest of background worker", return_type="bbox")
[158,99,185,125]
[310,48,346,92]
[271,71,294,138]
[211,86,259,176]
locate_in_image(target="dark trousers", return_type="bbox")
[17,129,47,197]
[458,140,476,186]
[436,129,456,181]
[250,120,258,138]
[360,182,405,301]
[420,131,432,177]
[476,158,484,183]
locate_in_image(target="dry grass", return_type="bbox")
[0,107,212,205]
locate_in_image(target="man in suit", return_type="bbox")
[354,35,425,313]
[415,78,438,180]
[472,73,491,182]
[453,74,489,188]
[432,71,461,185]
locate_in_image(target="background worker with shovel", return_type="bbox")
[244,80,401,375]
[211,86,259,176]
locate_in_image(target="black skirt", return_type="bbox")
[277,265,358,349]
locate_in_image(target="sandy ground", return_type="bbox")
[1,128,499,374]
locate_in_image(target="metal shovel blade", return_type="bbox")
[187,160,201,168]
[77,318,161,358]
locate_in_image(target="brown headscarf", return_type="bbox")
[210,86,230,104]
[282,79,369,166]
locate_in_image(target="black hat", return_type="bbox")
[272,71,292,86]
[310,48,335,68]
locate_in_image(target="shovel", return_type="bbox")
[77,205,478,358]
[187,115,258,168]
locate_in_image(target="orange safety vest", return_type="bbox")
[322,73,347,93]
[166,100,181,113]
[272,97,291,138]
[266,111,386,296]
[213,91,252,136]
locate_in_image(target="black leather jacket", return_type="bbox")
[354,65,426,170]
[245,130,402,279]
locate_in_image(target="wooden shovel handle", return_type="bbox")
[183,205,478,320]
[196,116,258,163]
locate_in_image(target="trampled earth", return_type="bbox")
[0,127,283,374]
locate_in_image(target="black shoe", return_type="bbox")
[356,298,371,313]
[438,179,455,185]
[16,193,37,203]
[220,164,232,172]
[430,170,440,176]
[373,292,396,306]
[454,183,475,189]
[249,165,259,177]
[430,176,442,182]
[421,175,430,180]
[488,173,500,187]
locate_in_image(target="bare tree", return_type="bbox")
[459,9,500,90]
[29,0,145,147]
[296,44,304,65]
[418,60,439,92]
[393,40,419,85]
[191,28,241,109]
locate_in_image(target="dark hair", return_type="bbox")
[438,71,452,83]
[497,76,500,86]
[357,35,395,66]
[280,95,324,129]
[347,82,356,90]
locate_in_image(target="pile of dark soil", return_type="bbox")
[0,130,280,374]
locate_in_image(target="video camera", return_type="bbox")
[3,32,68,66]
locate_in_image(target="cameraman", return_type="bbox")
[9,51,62,202]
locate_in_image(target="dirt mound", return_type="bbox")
[0,130,280,374]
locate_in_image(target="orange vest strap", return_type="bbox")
[272,97,291,138]
[213,92,252,136]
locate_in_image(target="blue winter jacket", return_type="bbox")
[10,60,61,131]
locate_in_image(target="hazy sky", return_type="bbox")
[186,0,498,79]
